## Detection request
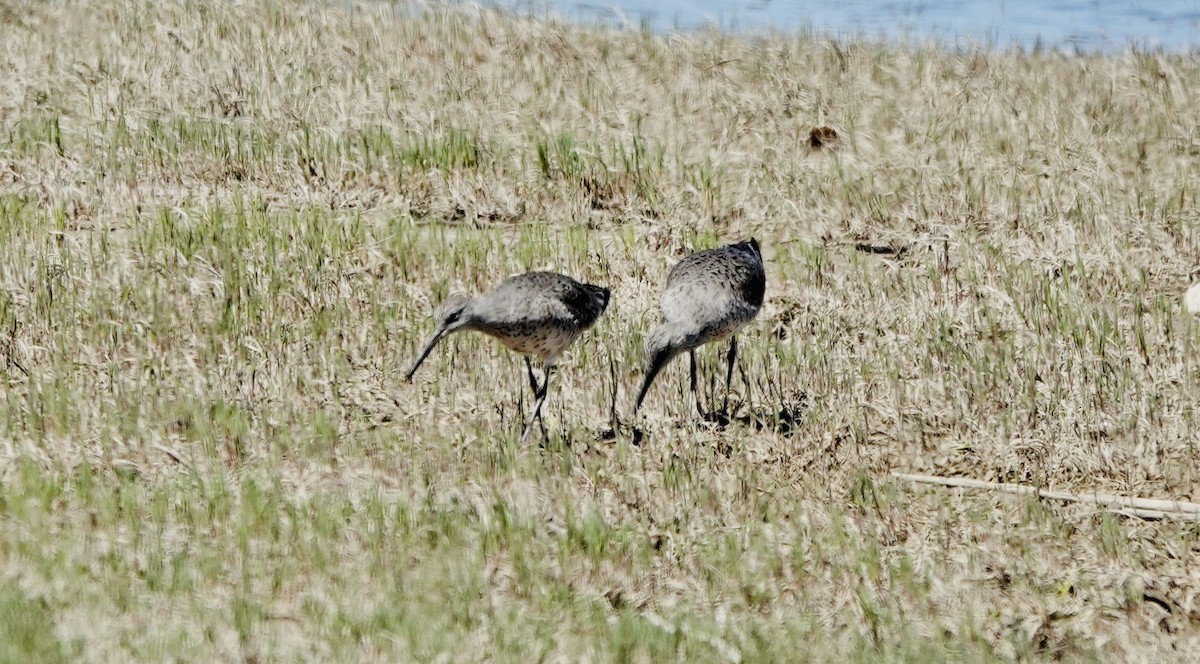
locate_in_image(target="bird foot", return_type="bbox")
[596,424,645,446]
[701,409,732,427]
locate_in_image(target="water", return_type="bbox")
[498,0,1200,52]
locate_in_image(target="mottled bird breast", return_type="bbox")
[491,322,581,360]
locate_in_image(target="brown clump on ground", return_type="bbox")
[809,125,841,150]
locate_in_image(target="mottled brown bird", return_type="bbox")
[406,271,611,442]
[634,238,765,418]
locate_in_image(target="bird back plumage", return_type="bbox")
[658,239,765,346]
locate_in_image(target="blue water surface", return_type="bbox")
[497,0,1200,52]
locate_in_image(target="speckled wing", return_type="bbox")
[476,272,603,328]
[660,243,765,336]
[534,273,610,329]
[469,271,610,361]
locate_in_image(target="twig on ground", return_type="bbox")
[152,443,198,476]
[892,472,1200,520]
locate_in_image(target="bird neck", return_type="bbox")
[657,321,707,356]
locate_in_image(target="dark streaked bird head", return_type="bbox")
[633,322,697,414]
[404,294,474,382]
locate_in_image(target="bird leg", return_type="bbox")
[722,336,738,416]
[520,364,553,444]
[523,356,550,441]
[689,350,706,419]
[524,356,540,396]
[607,351,623,431]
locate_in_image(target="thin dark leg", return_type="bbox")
[521,365,553,444]
[722,336,738,415]
[522,356,548,440]
[689,350,705,418]
[536,388,550,442]
[525,356,540,397]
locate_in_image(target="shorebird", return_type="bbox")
[405,271,611,442]
[633,238,765,419]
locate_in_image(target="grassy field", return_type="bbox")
[1,0,1199,660]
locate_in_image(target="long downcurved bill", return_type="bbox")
[632,357,667,414]
[404,326,447,382]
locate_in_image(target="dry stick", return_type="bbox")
[892,472,1200,519]
[152,443,188,467]
[1108,507,1192,521]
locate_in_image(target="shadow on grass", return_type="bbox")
[593,393,808,448]
[697,399,808,436]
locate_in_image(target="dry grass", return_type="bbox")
[1,0,1200,660]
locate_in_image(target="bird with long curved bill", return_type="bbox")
[633,238,765,420]
[405,271,611,443]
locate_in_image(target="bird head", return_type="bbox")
[432,293,474,333]
[404,293,474,382]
